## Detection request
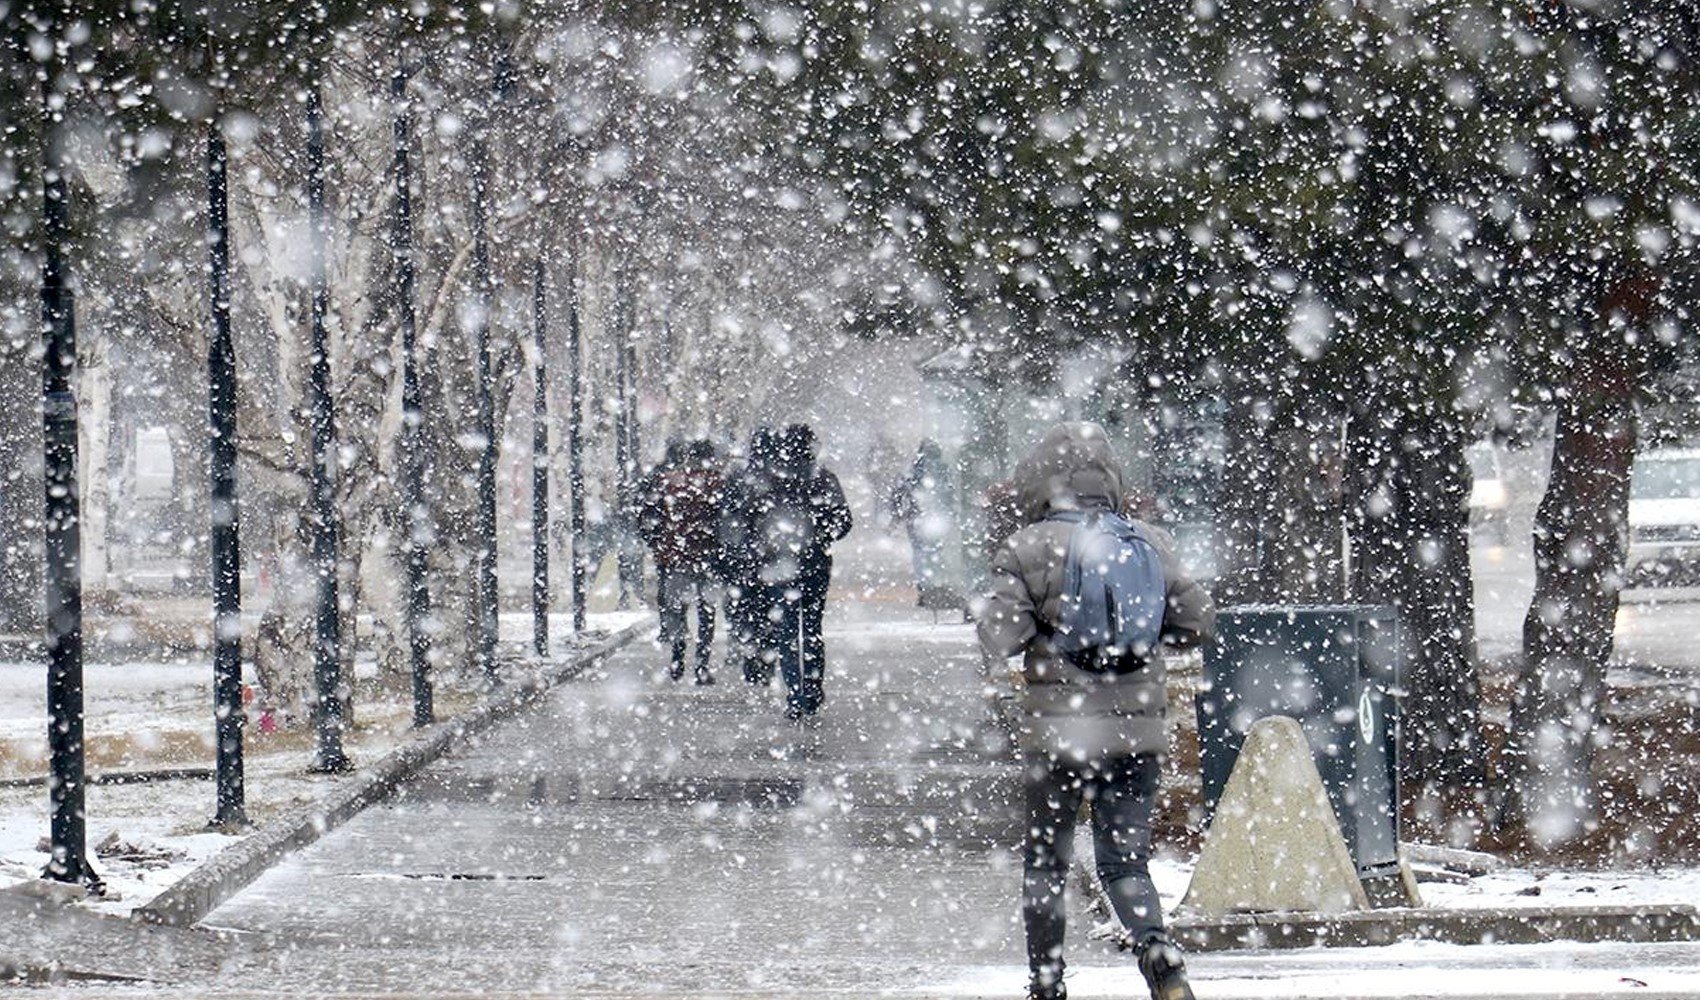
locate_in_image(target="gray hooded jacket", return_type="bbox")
[976,422,1216,762]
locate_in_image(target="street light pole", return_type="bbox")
[470,123,499,685]
[612,266,633,610]
[206,118,247,826]
[39,79,98,890]
[532,257,550,658]
[306,84,349,773]
[392,65,433,727]
[567,241,586,634]
[621,283,642,584]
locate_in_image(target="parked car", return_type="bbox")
[1627,447,1700,586]
[1468,441,1509,545]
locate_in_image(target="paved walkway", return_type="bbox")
[198,602,1041,995]
[15,598,1700,997]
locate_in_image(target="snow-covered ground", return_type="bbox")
[0,610,646,916]
[1132,853,1700,929]
[926,941,1700,998]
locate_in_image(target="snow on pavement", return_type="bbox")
[0,611,647,915]
[925,940,1700,998]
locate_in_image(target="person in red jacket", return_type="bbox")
[638,438,727,684]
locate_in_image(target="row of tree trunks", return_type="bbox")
[1212,322,1649,854]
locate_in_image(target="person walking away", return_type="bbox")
[720,426,780,685]
[638,438,725,684]
[975,422,1215,1000]
[753,424,851,720]
[889,439,960,610]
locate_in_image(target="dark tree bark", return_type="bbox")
[1215,391,1276,605]
[1396,402,1484,794]
[1346,389,1484,805]
[1501,392,1634,847]
[1501,278,1653,848]
[1217,381,1346,605]
[0,332,43,637]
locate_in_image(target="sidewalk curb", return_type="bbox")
[133,621,650,929]
[1172,903,1700,951]
[0,890,241,984]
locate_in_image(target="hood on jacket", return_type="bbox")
[1011,422,1127,523]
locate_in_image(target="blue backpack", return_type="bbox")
[1046,510,1167,675]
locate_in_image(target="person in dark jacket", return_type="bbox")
[719,427,780,685]
[750,423,851,719]
[977,423,1215,1000]
[638,438,726,684]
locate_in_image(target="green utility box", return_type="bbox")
[1197,605,1402,889]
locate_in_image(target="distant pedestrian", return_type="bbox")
[719,426,780,685]
[889,439,960,609]
[975,422,1215,1000]
[638,438,726,684]
[749,423,852,720]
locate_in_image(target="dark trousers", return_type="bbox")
[658,568,715,677]
[726,580,770,684]
[1023,753,1164,986]
[766,574,828,716]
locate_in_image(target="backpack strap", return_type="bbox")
[1042,509,1093,526]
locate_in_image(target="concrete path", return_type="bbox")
[198,603,1034,995]
[17,599,1700,998]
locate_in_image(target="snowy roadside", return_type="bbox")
[0,609,647,917]
[1136,854,1700,921]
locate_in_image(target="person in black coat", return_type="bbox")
[719,427,779,685]
[748,423,852,719]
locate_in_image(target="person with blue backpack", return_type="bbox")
[976,422,1216,1000]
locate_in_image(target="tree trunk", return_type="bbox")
[166,421,212,593]
[1499,267,1655,851]
[0,330,44,635]
[253,505,316,725]
[1346,391,1484,811]
[1396,402,1484,800]
[1502,390,1636,847]
[1217,386,1345,605]
[79,339,112,597]
[1215,391,1273,605]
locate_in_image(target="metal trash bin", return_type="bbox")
[1197,604,1402,898]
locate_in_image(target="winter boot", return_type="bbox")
[695,668,716,686]
[1135,933,1195,1000]
[1025,966,1066,1000]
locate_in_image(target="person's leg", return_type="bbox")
[1088,754,1164,943]
[1023,755,1084,997]
[907,529,930,591]
[1091,754,1194,1000]
[617,529,641,609]
[735,583,767,684]
[775,587,805,716]
[724,583,747,676]
[657,569,686,679]
[694,576,716,683]
[754,584,782,687]
[798,577,827,713]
